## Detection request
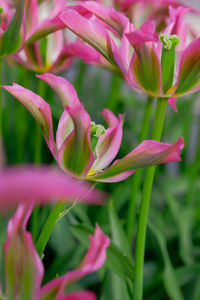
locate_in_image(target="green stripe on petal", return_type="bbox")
[58,104,95,177]
[174,38,200,96]
[87,138,184,182]
[130,44,162,96]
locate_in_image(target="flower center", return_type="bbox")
[159,34,180,50]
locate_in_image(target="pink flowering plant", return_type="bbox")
[0,0,200,299]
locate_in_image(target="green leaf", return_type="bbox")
[148,220,184,300]
[165,193,194,265]
[70,224,134,281]
[108,200,132,299]
[0,0,24,56]
[109,200,132,259]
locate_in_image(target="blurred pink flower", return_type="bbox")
[0,165,106,211]
[3,204,109,299]
[3,73,184,182]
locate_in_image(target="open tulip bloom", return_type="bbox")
[59,1,200,107]
[2,203,109,299]
[3,73,184,182]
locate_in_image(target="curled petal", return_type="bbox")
[59,9,117,66]
[26,0,66,44]
[87,137,184,182]
[4,205,44,299]
[91,109,123,171]
[79,1,129,36]
[37,224,109,299]
[37,73,80,108]
[0,166,106,210]
[174,38,200,96]
[58,104,95,177]
[2,84,56,157]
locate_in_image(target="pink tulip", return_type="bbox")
[3,204,109,299]
[3,73,184,182]
[59,2,200,109]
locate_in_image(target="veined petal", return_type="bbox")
[79,1,129,36]
[4,205,44,299]
[26,0,66,44]
[173,38,200,96]
[59,9,117,66]
[87,137,184,182]
[56,110,74,149]
[37,73,80,108]
[91,109,123,171]
[0,166,106,209]
[126,23,162,96]
[58,103,95,177]
[37,225,109,299]
[2,83,56,157]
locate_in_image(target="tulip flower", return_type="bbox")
[60,2,200,107]
[3,203,109,299]
[7,0,75,73]
[0,165,106,211]
[3,73,184,182]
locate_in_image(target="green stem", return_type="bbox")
[133,97,168,300]
[127,97,153,244]
[36,203,66,258]
[34,79,45,164]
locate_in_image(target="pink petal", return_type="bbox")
[26,0,66,44]
[65,41,103,64]
[57,103,95,177]
[0,166,106,210]
[91,109,123,171]
[37,73,80,107]
[79,1,129,36]
[4,205,44,299]
[126,21,158,48]
[37,225,109,299]
[174,37,200,96]
[56,110,74,149]
[59,290,96,300]
[87,137,184,182]
[168,97,178,113]
[59,9,116,66]
[2,84,56,157]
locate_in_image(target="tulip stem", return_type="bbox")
[133,97,168,300]
[127,96,153,244]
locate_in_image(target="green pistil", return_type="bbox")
[91,121,106,138]
[160,34,180,50]
[0,7,3,14]
[90,121,106,153]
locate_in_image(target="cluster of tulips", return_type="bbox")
[0,0,199,299]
